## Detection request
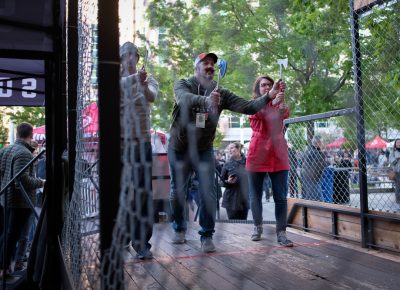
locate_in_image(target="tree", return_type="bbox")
[6,107,45,127]
[0,108,9,146]
[145,0,398,143]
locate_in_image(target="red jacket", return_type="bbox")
[245,102,290,172]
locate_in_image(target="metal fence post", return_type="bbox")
[349,0,369,248]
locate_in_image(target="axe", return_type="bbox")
[277,58,288,81]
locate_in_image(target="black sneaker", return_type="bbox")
[277,231,294,247]
[136,248,153,260]
[14,261,26,272]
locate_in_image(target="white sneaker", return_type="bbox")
[171,231,186,244]
[201,237,216,253]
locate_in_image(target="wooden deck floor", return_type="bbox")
[123,222,400,290]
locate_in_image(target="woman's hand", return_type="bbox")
[272,92,285,106]
[227,175,237,184]
[269,80,286,99]
[279,102,288,114]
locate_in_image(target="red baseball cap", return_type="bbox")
[194,52,218,67]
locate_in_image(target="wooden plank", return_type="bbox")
[373,227,400,250]
[123,222,400,290]
[124,261,164,290]
[155,224,267,290]
[126,247,188,290]
[319,242,400,275]
[209,224,350,289]
[150,225,234,290]
[181,226,312,289]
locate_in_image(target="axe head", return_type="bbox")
[217,58,228,78]
[277,58,288,68]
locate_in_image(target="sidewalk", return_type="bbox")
[216,198,277,222]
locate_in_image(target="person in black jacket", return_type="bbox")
[0,123,45,278]
[301,136,328,201]
[220,142,249,220]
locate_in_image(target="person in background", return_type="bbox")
[246,75,293,247]
[168,52,284,252]
[120,41,159,260]
[263,174,272,202]
[389,139,400,210]
[288,145,299,198]
[0,123,45,278]
[301,136,328,201]
[220,142,249,220]
[13,140,41,272]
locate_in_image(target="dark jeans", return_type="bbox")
[226,209,248,220]
[248,170,289,233]
[0,208,33,270]
[129,141,153,252]
[15,213,35,263]
[168,146,216,239]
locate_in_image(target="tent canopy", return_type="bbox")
[0,0,65,107]
[366,136,388,149]
[326,137,348,149]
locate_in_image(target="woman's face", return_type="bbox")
[395,140,400,149]
[259,78,273,96]
[228,144,240,159]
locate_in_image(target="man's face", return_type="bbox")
[121,51,138,73]
[195,57,215,81]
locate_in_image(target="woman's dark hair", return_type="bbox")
[394,139,400,150]
[252,75,274,99]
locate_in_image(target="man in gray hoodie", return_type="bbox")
[168,52,284,252]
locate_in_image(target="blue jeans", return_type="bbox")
[248,170,289,233]
[168,146,216,238]
[130,141,153,252]
[0,208,33,270]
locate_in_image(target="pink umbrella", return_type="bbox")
[326,137,348,149]
[366,136,388,149]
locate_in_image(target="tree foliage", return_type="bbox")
[6,107,45,127]
[145,0,399,138]
[0,108,9,145]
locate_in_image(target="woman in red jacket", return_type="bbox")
[246,75,293,247]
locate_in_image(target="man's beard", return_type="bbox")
[201,70,215,90]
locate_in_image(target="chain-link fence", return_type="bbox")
[61,0,101,289]
[57,0,400,289]
[286,107,400,213]
[352,0,400,213]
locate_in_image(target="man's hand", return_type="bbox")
[207,90,221,113]
[138,68,148,86]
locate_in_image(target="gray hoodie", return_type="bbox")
[169,76,270,151]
